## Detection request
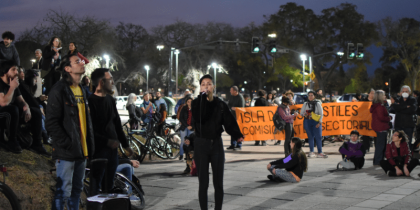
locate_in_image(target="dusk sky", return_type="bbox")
[1,0,420,75]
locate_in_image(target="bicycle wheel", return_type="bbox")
[120,136,142,159]
[149,136,168,159]
[0,182,22,210]
[113,172,145,209]
[165,134,180,159]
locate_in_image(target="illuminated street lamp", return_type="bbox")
[174,49,180,95]
[300,54,307,92]
[212,62,218,94]
[144,65,150,91]
[156,45,164,51]
[30,59,36,66]
[103,54,110,68]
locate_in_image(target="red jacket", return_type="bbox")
[385,141,412,166]
[370,102,390,132]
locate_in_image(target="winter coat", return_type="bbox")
[370,102,390,132]
[339,141,366,159]
[392,96,417,128]
[254,97,269,107]
[385,141,412,166]
[300,100,323,123]
[46,79,95,161]
[0,41,20,65]
[179,105,194,131]
[42,45,62,74]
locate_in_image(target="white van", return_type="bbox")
[116,96,128,110]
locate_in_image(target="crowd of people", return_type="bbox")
[1,28,420,210]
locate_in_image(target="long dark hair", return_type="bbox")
[24,69,39,95]
[395,130,408,143]
[291,137,308,172]
[48,36,61,48]
[68,42,78,55]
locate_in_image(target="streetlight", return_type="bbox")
[30,59,35,66]
[103,54,110,68]
[300,54,307,92]
[174,49,180,95]
[268,33,277,38]
[144,65,150,91]
[156,45,164,51]
[244,81,247,84]
[212,62,218,94]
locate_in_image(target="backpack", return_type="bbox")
[176,104,185,120]
[273,106,286,131]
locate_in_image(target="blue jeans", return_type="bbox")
[304,119,322,153]
[180,128,193,156]
[374,131,388,165]
[52,159,86,210]
[116,163,138,200]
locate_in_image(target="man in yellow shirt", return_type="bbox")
[46,53,95,210]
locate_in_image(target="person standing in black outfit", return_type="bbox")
[254,89,269,146]
[192,74,244,210]
[88,68,133,195]
[392,85,417,150]
[360,88,375,152]
[42,36,62,95]
[226,86,245,150]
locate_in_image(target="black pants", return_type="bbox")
[284,123,293,157]
[44,71,61,95]
[380,159,419,176]
[361,136,372,152]
[22,107,43,147]
[92,147,119,195]
[0,105,19,142]
[194,137,225,210]
[349,157,365,169]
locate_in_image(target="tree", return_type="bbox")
[262,3,378,91]
[377,17,420,90]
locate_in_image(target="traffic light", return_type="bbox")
[347,43,355,59]
[251,37,260,53]
[356,43,364,59]
[268,40,277,54]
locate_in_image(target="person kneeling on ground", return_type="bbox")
[266,137,307,183]
[338,130,366,170]
[380,130,419,177]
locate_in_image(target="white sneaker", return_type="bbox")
[308,152,316,158]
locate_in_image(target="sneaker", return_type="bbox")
[183,165,190,174]
[308,152,316,158]
[267,175,275,182]
[261,141,267,146]
[274,141,281,145]
[234,145,242,150]
[317,153,328,158]
[226,145,235,150]
[179,154,183,161]
[0,139,22,154]
[254,141,260,146]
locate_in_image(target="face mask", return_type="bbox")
[402,93,409,98]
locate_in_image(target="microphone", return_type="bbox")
[201,89,208,95]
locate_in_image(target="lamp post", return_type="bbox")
[174,49,180,95]
[300,54,307,92]
[212,62,218,94]
[103,54,110,68]
[144,65,150,92]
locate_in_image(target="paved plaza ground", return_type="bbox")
[133,133,420,210]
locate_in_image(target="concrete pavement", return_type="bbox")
[133,132,420,210]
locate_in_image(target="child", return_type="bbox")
[338,130,366,170]
[183,133,195,174]
[187,151,197,176]
[266,137,308,183]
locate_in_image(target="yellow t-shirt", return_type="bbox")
[70,85,88,157]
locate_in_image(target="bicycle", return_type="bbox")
[161,123,181,159]
[80,167,145,209]
[119,122,143,159]
[136,117,169,162]
[0,163,21,210]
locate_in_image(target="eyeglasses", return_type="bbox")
[73,59,85,65]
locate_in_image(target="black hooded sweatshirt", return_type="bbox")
[192,94,243,140]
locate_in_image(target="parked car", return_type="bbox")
[336,94,357,102]
[135,95,144,108]
[116,96,128,110]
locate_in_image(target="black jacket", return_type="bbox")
[46,79,95,161]
[42,45,62,73]
[392,96,418,128]
[255,97,269,106]
[18,80,39,108]
[179,105,194,131]
[0,41,20,65]
[270,152,306,179]
[192,95,243,140]
[32,57,44,70]
[127,104,142,124]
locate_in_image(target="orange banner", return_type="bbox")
[235,102,376,141]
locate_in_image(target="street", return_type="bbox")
[132,132,420,210]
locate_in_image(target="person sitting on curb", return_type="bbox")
[266,137,307,183]
[380,130,419,177]
[183,133,195,174]
[337,130,366,170]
